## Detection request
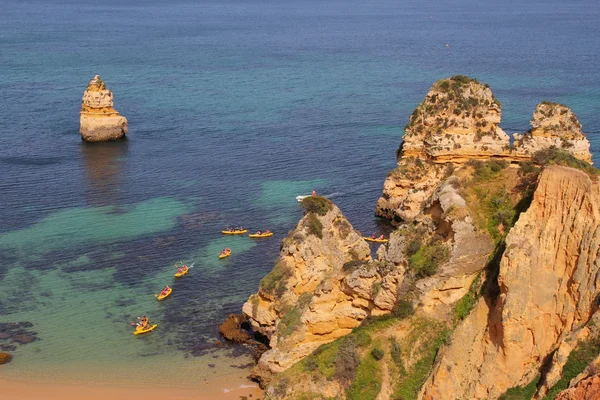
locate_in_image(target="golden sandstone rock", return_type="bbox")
[376,77,593,223]
[242,198,404,384]
[421,166,600,400]
[79,75,128,142]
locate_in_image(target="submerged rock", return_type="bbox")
[80,75,128,142]
[0,352,11,365]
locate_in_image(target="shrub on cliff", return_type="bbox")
[409,241,450,278]
[306,213,323,238]
[302,196,333,216]
[334,337,360,385]
[533,146,598,178]
[260,261,292,296]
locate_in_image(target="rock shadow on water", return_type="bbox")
[80,140,129,207]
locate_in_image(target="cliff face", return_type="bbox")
[80,75,128,142]
[421,166,600,400]
[514,102,592,163]
[242,198,404,383]
[401,75,510,163]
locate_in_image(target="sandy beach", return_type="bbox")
[0,375,262,400]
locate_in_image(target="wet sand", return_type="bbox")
[0,374,262,400]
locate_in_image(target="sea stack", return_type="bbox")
[513,101,592,164]
[79,75,128,142]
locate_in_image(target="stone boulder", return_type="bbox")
[80,75,128,142]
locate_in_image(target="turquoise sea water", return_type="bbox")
[1,0,599,388]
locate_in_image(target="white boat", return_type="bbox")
[296,195,309,203]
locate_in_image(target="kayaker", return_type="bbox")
[312,190,317,196]
[256,230,262,235]
[379,235,385,240]
[265,229,270,234]
[371,234,376,239]
[160,286,170,296]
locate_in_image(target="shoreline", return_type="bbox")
[0,373,262,400]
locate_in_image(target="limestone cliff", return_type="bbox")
[80,75,128,142]
[421,166,600,400]
[514,102,592,164]
[375,157,447,223]
[242,197,404,384]
[401,75,510,163]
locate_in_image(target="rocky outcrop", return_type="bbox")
[415,179,495,313]
[513,102,592,163]
[401,75,510,163]
[0,352,11,365]
[80,75,128,142]
[376,79,594,224]
[242,198,404,384]
[421,166,600,400]
[375,157,447,223]
[555,374,600,400]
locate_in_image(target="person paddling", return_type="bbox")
[312,190,317,196]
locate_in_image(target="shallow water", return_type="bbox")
[1,0,599,387]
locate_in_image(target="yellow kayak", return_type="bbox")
[157,287,172,301]
[249,232,273,238]
[174,263,193,278]
[219,250,231,259]
[222,230,248,235]
[364,237,389,243]
[174,269,188,278]
[134,324,158,335]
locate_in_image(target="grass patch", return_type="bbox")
[346,345,382,400]
[303,340,340,379]
[453,272,482,321]
[302,196,334,216]
[306,213,324,238]
[259,261,292,296]
[278,307,302,337]
[498,376,539,400]
[543,337,600,399]
[460,163,525,244]
[409,241,450,278]
[390,337,406,375]
[393,319,450,400]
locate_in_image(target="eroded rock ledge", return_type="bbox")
[80,75,128,142]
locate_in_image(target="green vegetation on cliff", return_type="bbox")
[533,146,598,179]
[302,196,334,216]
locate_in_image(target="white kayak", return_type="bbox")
[296,195,309,203]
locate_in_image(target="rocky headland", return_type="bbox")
[80,75,128,142]
[223,76,599,400]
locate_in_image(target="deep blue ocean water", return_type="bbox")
[0,0,599,387]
